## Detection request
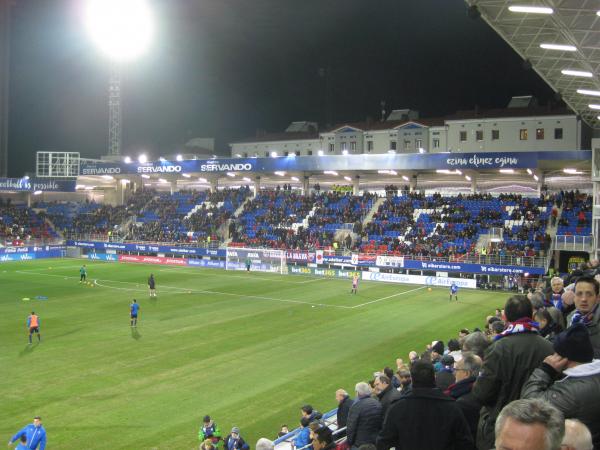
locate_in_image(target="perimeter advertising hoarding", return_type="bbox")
[0,249,64,262]
[118,255,188,265]
[67,241,226,257]
[0,178,76,192]
[362,271,477,289]
[78,151,590,175]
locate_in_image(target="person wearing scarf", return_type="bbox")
[567,276,600,357]
[471,295,554,450]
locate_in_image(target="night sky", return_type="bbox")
[7,0,557,177]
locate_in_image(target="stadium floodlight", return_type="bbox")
[526,168,533,175]
[418,148,426,154]
[597,10,600,16]
[76,184,85,189]
[563,168,582,174]
[242,177,252,182]
[23,175,29,180]
[235,154,242,158]
[141,174,150,179]
[85,0,154,62]
[226,172,236,177]
[33,190,43,195]
[342,150,349,155]
[124,156,132,163]
[317,150,324,156]
[274,171,286,176]
[508,5,553,14]
[158,178,167,183]
[198,177,208,183]
[138,154,147,164]
[101,175,114,180]
[324,170,338,176]
[561,69,593,77]
[578,89,600,97]
[388,150,396,154]
[499,169,515,174]
[291,176,299,181]
[176,154,183,161]
[270,151,278,158]
[121,179,130,185]
[182,173,191,178]
[402,175,409,181]
[465,175,472,181]
[344,176,352,181]
[540,43,576,52]
[533,174,539,181]
[589,104,600,110]
[85,186,95,190]
[159,157,166,162]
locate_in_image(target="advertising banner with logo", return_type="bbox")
[285,251,315,263]
[376,255,405,268]
[0,245,64,255]
[118,255,188,265]
[67,241,226,257]
[187,259,226,269]
[0,178,76,192]
[408,260,544,275]
[362,271,477,288]
[87,253,118,262]
[0,249,64,262]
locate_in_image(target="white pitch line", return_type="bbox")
[157,267,327,285]
[11,270,352,310]
[351,286,427,308]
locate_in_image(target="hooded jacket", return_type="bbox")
[10,424,46,450]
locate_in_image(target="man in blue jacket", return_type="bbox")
[8,416,46,450]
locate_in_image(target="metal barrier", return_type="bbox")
[554,234,594,252]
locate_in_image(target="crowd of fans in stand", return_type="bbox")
[0,199,54,242]
[264,271,600,450]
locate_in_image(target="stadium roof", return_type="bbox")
[465,0,600,129]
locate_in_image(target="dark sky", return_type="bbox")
[7,0,557,176]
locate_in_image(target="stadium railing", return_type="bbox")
[554,234,595,252]
[273,408,341,450]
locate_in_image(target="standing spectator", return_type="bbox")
[8,416,46,450]
[567,276,600,357]
[373,375,401,419]
[447,338,463,362]
[277,426,289,438]
[198,416,222,447]
[561,419,593,450]
[494,399,564,450]
[471,295,554,450]
[312,427,335,450]
[461,331,489,360]
[335,389,353,436]
[521,324,600,449]
[224,427,249,450]
[445,352,482,443]
[346,382,382,450]
[293,417,311,450]
[376,360,475,450]
[394,367,412,396]
[301,405,322,423]
[435,355,455,391]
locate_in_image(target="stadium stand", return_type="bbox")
[0,202,57,243]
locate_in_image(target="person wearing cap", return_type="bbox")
[8,416,46,450]
[223,427,249,450]
[521,323,600,449]
[435,354,455,391]
[198,416,222,447]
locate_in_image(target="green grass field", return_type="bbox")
[0,259,509,449]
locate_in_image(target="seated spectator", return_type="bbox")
[335,389,353,437]
[471,295,554,450]
[376,360,475,450]
[444,352,482,443]
[256,438,274,450]
[347,382,382,450]
[373,375,401,418]
[561,419,593,450]
[494,399,564,450]
[435,354,455,391]
[301,404,322,423]
[293,417,311,449]
[224,427,249,450]
[312,426,334,450]
[521,324,600,449]
[277,425,289,438]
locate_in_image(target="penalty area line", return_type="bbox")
[351,286,427,308]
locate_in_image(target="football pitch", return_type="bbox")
[0,259,507,449]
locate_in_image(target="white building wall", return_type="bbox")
[231,139,321,158]
[429,126,448,153]
[446,115,578,152]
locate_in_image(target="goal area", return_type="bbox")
[225,247,286,274]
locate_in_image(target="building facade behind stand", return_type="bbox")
[230,97,589,158]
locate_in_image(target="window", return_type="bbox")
[307,150,313,156]
[476,130,483,141]
[390,141,397,150]
[265,152,269,157]
[536,128,544,140]
[329,143,335,152]
[519,129,528,140]
[491,129,500,140]
[367,141,374,152]
[404,140,411,150]
[243,152,248,158]
[416,139,423,149]
[459,131,467,142]
[341,142,348,151]
[554,128,563,139]
[295,151,300,156]
[350,141,356,151]
[284,151,289,156]
[433,138,440,148]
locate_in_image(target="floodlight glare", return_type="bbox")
[124,156,132,163]
[577,89,600,97]
[540,43,576,52]
[176,154,183,161]
[561,69,593,77]
[138,154,147,163]
[508,5,553,14]
[85,0,154,62]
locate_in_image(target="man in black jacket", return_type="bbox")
[373,375,402,419]
[471,294,554,450]
[346,382,382,450]
[376,360,475,450]
[335,389,353,437]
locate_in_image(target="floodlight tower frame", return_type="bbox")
[108,61,122,157]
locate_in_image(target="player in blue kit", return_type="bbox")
[449,282,458,302]
[130,299,140,327]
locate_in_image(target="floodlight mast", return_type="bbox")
[108,62,122,156]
